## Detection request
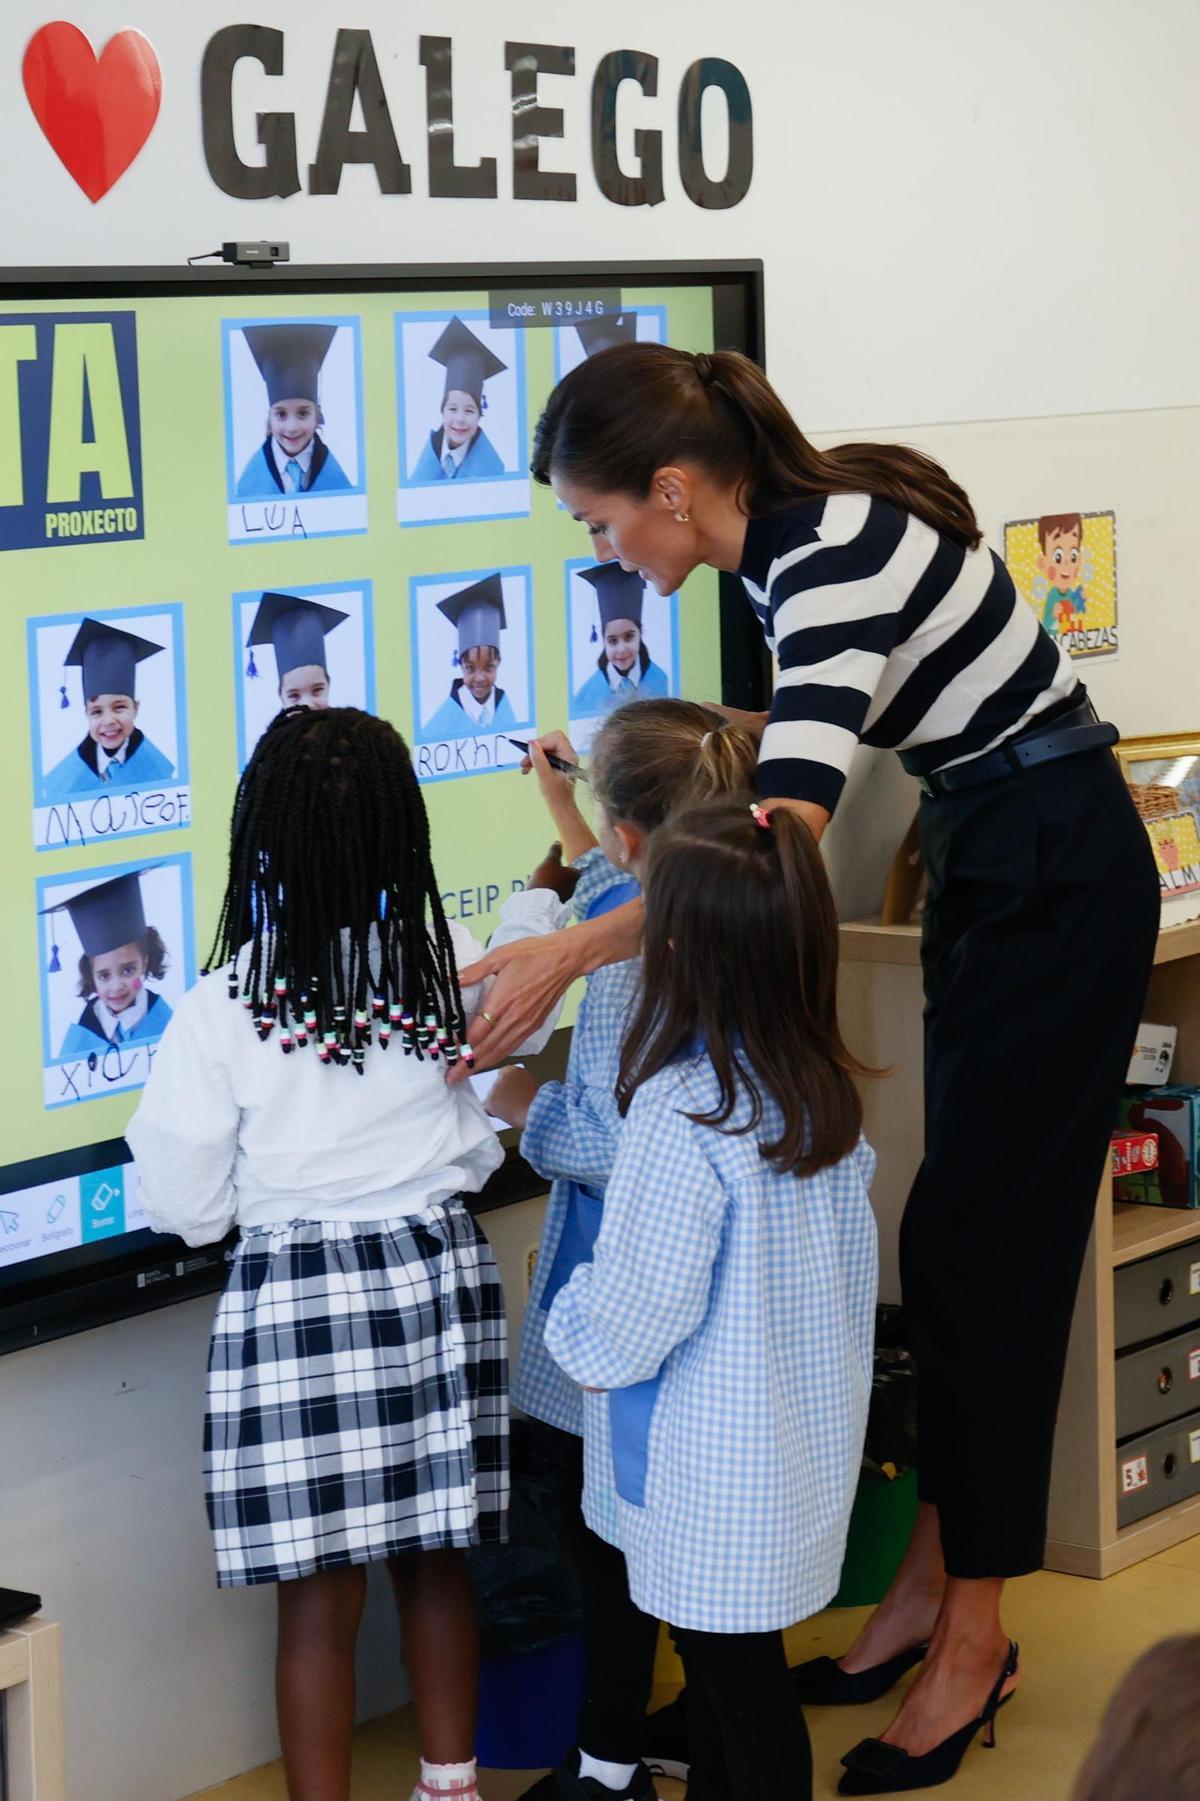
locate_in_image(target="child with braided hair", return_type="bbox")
[127,706,568,1801]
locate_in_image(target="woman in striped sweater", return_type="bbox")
[457,344,1159,1794]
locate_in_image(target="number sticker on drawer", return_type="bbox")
[1191,1261,1200,1297]
[1122,1455,1150,1493]
[1191,1348,1200,1382]
[1191,1429,1200,1466]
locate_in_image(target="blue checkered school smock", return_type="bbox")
[512,850,639,1455]
[544,1057,879,1634]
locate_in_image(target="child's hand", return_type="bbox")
[525,733,597,864]
[484,1065,543,1129]
[526,842,580,903]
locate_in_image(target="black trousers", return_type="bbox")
[675,1627,812,1801]
[903,746,1160,1577]
[558,1430,660,1762]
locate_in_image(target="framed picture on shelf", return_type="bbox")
[1117,734,1200,922]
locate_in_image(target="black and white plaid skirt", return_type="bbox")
[204,1200,508,1587]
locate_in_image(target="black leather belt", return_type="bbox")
[914,698,1119,797]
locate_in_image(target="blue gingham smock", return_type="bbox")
[512,848,640,1446]
[544,1057,879,1634]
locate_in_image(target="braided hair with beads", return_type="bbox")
[208,706,470,1072]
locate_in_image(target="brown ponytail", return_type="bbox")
[617,796,865,1177]
[532,342,982,550]
[588,699,760,837]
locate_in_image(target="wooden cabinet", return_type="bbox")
[838,915,1200,1579]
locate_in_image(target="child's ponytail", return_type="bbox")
[618,797,867,1177]
[589,699,759,836]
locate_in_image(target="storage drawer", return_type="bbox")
[1117,1410,1200,1528]
[1114,1241,1200,1351]
[1115,1322,1200,1439]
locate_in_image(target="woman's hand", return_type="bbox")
[451,929,589,1079]
[450,900,644,1079]
[484,1065,543,1130]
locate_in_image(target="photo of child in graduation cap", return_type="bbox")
[41,616,177,800]
[409,316,508,484]
[423,573,522,741]
[555,306,667,384]
[42,866,173,1060]
[396,311,528,526]
[228,320,361,499]
[570,562,672,723]
[234,584,373,765]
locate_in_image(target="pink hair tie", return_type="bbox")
[749,803,772,831]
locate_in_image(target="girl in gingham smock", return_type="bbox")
[542,797,878,1801]
[127,708,568,1801]
[486,700,761,1801]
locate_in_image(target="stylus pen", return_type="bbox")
[505,737,589,782]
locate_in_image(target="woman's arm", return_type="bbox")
[448,898,643,1079]
[759,796,831,841]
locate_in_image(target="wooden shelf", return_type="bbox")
[839,919,921,966]
[841,912,1200,969]
[1112,1202,1200,1268]
[838,906,1200,1580]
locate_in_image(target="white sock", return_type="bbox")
[578,1750,639,1792]
[419,1759,479,1799]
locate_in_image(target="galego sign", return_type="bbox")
[202,28,754,210]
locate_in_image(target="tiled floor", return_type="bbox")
[197,1535,1200,1801]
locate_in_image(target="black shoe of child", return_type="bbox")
[642,1693,690,1784]
[517,1750,659,1801]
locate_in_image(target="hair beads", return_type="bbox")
[207,709,467,1078]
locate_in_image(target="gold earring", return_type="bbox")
[674,511,690,524]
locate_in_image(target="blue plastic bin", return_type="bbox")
[475,1630,586,1769]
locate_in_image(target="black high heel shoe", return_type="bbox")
[836,1640,1019,1794]
[791,1642,929,1706]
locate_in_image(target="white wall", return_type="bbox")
[2,2,1197,1794]
[3,0,1198,429]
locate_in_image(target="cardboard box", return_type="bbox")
[1116,1087,1200,1208]
[1112,1131,1159,1178]
[1127,1023,1178,1086]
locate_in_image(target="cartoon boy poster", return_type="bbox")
[566,559,679,754]
[396,312,529,527]
[28,605,190,852]
[223,317,367,545]
[232,583,375,767]
[1003,509,1118,659]
[37,854,195,1110]
[410,568,535,781]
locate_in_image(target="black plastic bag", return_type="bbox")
[468,1418,583,1658]
[862,1303,919,1480]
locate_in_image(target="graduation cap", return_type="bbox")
[575,314,639,359]
[242,323,338,406]
[579,562,646,641]
[41,867,156,962]
[247,592,349,683]
[64,617,164,702]
[437,574,506,663]
[427,317,507,409]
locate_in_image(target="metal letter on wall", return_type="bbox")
[591,51,665,208]
[678,58,753,210]
[504,42,578,203]
[200,25,301,200]
[308,28,411,196]
[419,37,499,199]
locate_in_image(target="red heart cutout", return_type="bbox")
[23,22,162,203]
